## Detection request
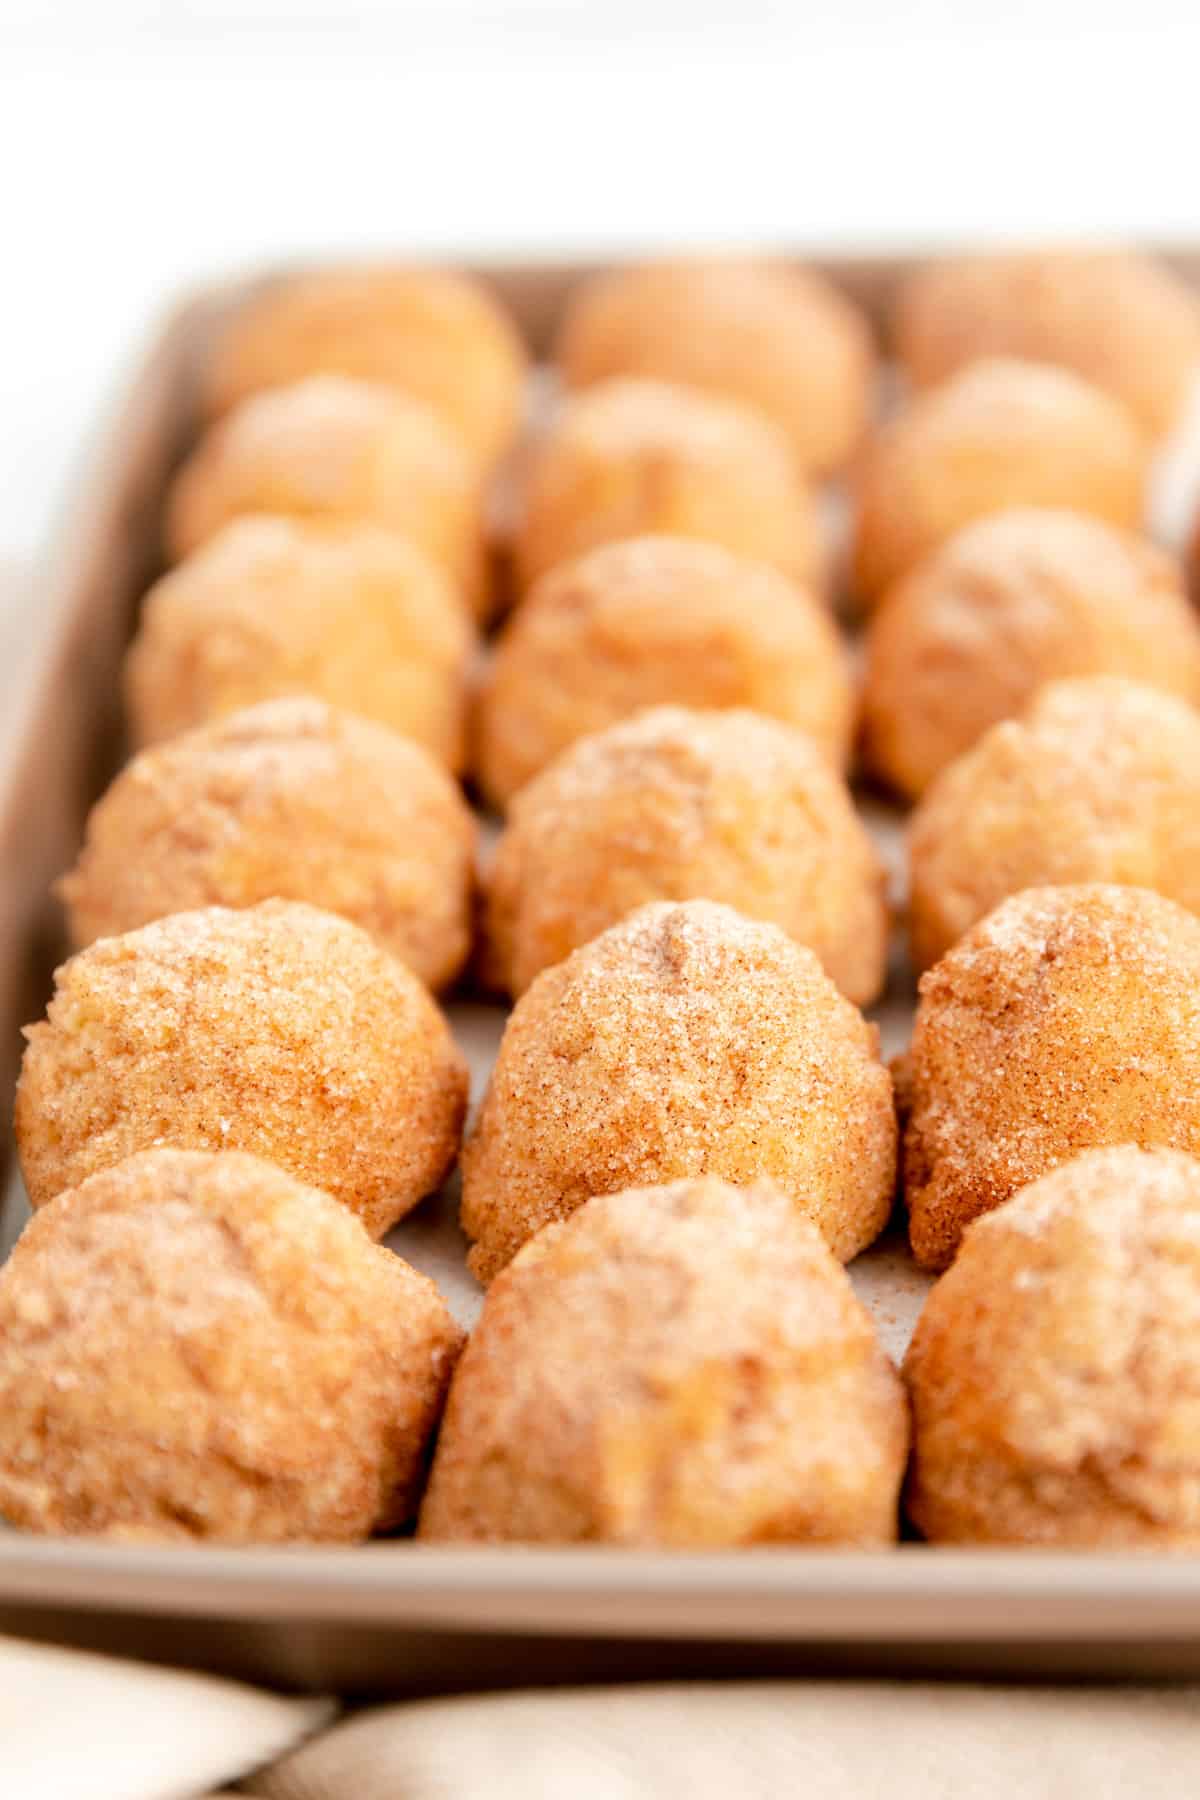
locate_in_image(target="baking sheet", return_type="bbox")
[6,256,1200,1687]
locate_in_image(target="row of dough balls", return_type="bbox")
[440,1140,1200,1550]
[123,508,1200,815]
[15,896,896,1263]
[66,651,1200,1031]
[21,871,1200,1295]
[199,250,1200,467]
[63,692,887,1006]
[4,1130,1200,1550]
[0,1157,904,1546]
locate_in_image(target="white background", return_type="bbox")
[3,0,1200,562]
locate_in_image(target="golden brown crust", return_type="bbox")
[165,376,490,616]
[860,508,1198,799]
[461,899,897,1283]
[201,266,529,469]
[0,1148,464,1542]
[908,677,1200,971]
[123,516,473,770]
[903,885,1200,1271]
[895,248,1200,438]
[58,697,478,992]
[515,377,824,592]
[851,359,1147,607]
[485,705,887,1004]
[556,258,875,473]
[475,535,854,808]
[905,1145,1200,1546]
[422,1177,907,1546]
[15,900,468,1236]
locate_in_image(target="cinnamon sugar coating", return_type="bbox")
[895,248,1200,438]
[556,258,875,473]
[909,678,1200,971]
[515,378,824,592]
[461,900,897,1283]
[861,508,1199,799]
[16,900,468,1235]
[475,535,853,808]
[124,516,473,770]
[485,705,887,1004]
[904,885,1200,1271]
[0,1149,464,1542]
[166,376,489,616]
[851,359,1147,607]
[59,698,477,992]
[201,266,528,470]
[422,1177,908,1546]
[905,1145,1200,1546]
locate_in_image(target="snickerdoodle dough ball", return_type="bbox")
[201,265,528,469]
[851,358,1147,606]
[422,1177,908,1547]
[124,517,473,769]
[861,508,1199,799]
[461,899,896,1284]
[165,376,489,616]
[475,535,853,808]
[905,1145,1200,1546]
[556,258,875,473]
[58,698,477,992]
[0,1149,463,1543]
[895,248,1200,439]
[16,900,468,1236]
[903,885,1200,1271]
[909,678,1200,972]
[485,705,887,1005]
[515,377,824,591]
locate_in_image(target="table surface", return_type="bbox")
[5,0,1200,566]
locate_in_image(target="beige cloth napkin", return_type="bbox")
[0,1633,331,1800]
[1,1637,1200,1800]
[228,1679,1200,1800]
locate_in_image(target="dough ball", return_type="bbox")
[58,697,477,993]
[422,1176,907,1547]
[485,704,887,1005]
[903,884,1200,1271]
[895,248,1200,438]
[165,376,489,617]
[909,677,1200,971]
[556,258,875,473]
[16,900,468,1236]
[515,377,824,592]
[851,358,1147,606]
[905,1145,1200,1546]
[860,508,1198,799]
[124,516,473,770]
[462,899,897,1283]
[201,265,528,469]
[475,534,853,808]
[0,1148,463,1542]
